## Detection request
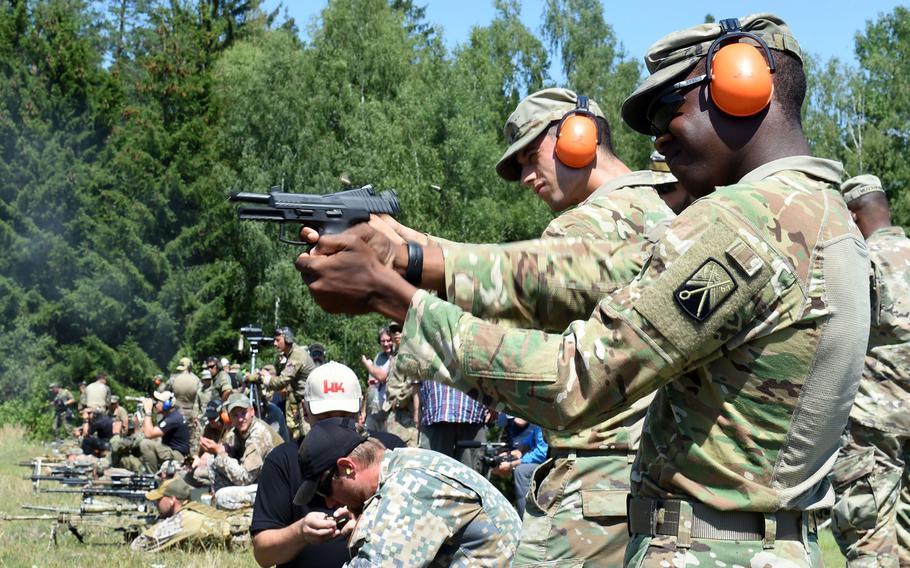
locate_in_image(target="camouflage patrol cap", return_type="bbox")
[841,174,885,204]
[225,392,251,412]
[145,477,192,501]
[496,88,606,182]
[621,13,802,134]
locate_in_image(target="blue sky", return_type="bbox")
[265,1,904,67]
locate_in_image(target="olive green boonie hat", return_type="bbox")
[841,174,885,204]
[496,88,606,182]
[621,13,802,134]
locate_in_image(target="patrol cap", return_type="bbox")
[621,13,802,134]
[225,392,251,412]
[153,390,174,403]
[110,395,120,404]
[304,362,362,415]
[49,383,61,389]
[145,477,193,501]
[496,88,606,182]
[294,417,370,506]
[841,174,885,204]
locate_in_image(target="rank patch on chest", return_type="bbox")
[674,258,737,322]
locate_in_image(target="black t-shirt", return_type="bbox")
[159,410,190,455]
[251,430,406,568]
[88,415,114,440]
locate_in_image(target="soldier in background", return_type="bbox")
[264,326,317,441]
[131,477,252,553]
[167,357,202,455]
[139,390,190,472]
[109,395,130,434]
[77,381,87,412]
[84,374,110,413]
[201,393,280,508]
[77,405,116,457]
[207,357,233,402]
[291,418,521,566]
[48,383,75,439]
[198,369,214,409]
[831,174,910,567]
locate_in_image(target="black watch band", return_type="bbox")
[405,241,423,286]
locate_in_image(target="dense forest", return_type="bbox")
[1,0,907,435]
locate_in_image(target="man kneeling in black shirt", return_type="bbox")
[252,362,404,568]
[79,405,116,456]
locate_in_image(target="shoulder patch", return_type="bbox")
[158,420,167,429]
[674,258,737,322]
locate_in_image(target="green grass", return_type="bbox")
[0,426,256,567]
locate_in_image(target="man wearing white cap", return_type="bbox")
[251,362,406,568]
[139,390,190,472]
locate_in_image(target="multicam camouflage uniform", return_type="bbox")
[271,343,317,440]
[130,501,252,552]
[426,172,674,567]
[831,224,910,567]
[346,447,521,566]
[395,157,870,566]
[210,417,279,491]
[212,369,233,400]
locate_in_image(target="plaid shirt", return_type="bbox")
[419,382,486,426]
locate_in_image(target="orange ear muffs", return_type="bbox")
[706,19,775,117]
[554,95,600,168]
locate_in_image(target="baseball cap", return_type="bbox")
[293,417,370,506]
[496,88,606,182]
[153,390,174,403]
[621,13,802,135]
[201,369,212,380]
[110,395,120,404]
[203,400,223,421]
[48,383,60,389]
[387,322,402,334]
[176,356,192,372]
[304,362,362,415]
[225,393,251,412]
[145,477,193,501]
[841,174,885,204]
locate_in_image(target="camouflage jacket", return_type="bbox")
[347,447,520,567]
[212,418,277,485]
[423,172,674,451]
[130,501,251,552]
[212,370,233,398]
[850,225,910,433]
[396,157,870,512]
[53,389,75,408]
[271,343,317,403]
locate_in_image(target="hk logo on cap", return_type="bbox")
[323,380,346,394]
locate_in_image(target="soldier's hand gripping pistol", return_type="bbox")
[229,185,401,246]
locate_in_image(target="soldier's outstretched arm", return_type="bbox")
[299,200,791,432]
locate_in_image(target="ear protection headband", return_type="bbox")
[706,18,776,117]
[554,95,600,168]
[162,397,174,411]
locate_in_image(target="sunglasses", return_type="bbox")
[646,74,709,136]
[315,468,336,500]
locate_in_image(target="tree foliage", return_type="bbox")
[0,1,908,435]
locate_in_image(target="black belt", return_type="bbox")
[627,497,816,542]
[551,448,629,459]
